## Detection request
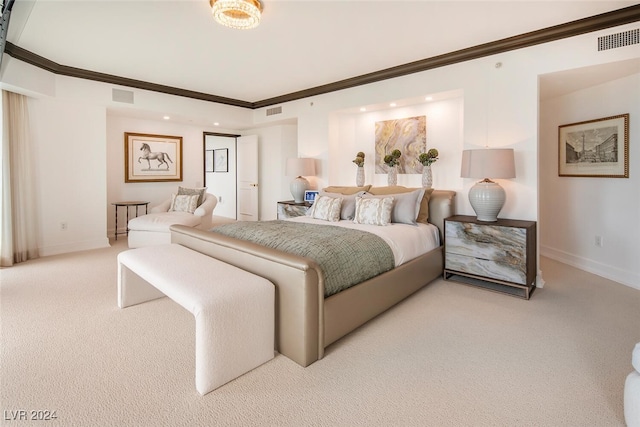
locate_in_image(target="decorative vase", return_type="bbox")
[356,167,365,187]
[422,165,433,188]
[387,166,397,186]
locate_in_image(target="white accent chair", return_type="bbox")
[127,193,218,248]
[626,342,640,427]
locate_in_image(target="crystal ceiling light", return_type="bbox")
[210,0,262,30]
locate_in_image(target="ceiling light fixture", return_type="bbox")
[210,0,262,30]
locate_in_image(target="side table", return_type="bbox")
[443,215,537,299]
[112,201,150,240]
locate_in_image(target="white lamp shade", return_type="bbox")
[460,148,515,179]
[461,148,515,222]
[286,158,316,203]
[286,158,316,177]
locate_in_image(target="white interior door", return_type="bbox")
[237,135,259,221]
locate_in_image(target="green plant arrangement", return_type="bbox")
[419,148,439,166]
[383,149,402,167]
[352,152,365,167]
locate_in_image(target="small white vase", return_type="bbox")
[356,167,365,187]
[422,165,433,188]
[387,166,397,186]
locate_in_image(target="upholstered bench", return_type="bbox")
[117,244,274,395]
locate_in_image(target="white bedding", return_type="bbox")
[286,216,440,266]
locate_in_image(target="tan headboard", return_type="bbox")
[427,190,456,241]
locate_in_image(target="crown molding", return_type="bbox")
[4,4,640,109]
[3,43,253,109]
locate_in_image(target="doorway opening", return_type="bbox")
[204,132,239,220]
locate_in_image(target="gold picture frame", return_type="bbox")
[125,132,183,182]
[558,114,629,178]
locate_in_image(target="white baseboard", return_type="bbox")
[40,238,110,257]
[541,245,640,291]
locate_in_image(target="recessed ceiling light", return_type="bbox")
[425,96,433,101]
[390,103,397,107]
[360,107,366,112]
[214,122,220,126]
[163,115,170,120]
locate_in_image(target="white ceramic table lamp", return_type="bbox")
[286,158,316,203]
[461,148,515,222]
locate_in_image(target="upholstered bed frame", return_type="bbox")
[169,189,456,367]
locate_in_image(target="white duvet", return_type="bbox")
[286,216,440,267]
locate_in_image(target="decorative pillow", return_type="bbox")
[169,194,199,213]
[178,186,207,206]
[368,186,434,223]
[309,196,342,222]
[362,188,425,225]
[353,196,393,226]
[310,190,366,220]
[322,185,371,195]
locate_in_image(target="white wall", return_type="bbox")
[247,124,298,220]
[540,73,640,289]
[255,52,542,223]
[29,97,109,255]
[332,95,464,192]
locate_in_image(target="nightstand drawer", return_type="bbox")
[445,221,527,285]
[445,252,527,285]
[443,215,536,299]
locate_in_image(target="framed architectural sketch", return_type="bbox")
[213,148,228,172]
[205,150,214,172]
[125,133,182,182]
[558,114,629,178]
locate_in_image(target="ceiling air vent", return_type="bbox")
[112,88,134,104]
[598,28,639,51]
[266,106,282,116]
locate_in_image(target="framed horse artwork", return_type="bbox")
[124,132,183,182]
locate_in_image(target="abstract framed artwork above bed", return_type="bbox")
[170,186,456,367]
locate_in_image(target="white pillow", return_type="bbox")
[361,188,425,225]
[309,196,342,222]
[353,196,393,226]
[309,190,366,220]
[169,194,199,213]
[177,186,207,206]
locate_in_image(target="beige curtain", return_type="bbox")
[0,90,39,266]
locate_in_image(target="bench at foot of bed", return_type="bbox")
[117,243,274,395]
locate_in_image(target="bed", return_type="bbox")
[169,186,456,367]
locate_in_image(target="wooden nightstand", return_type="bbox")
[277,200,311,219]
[443,215,537,299]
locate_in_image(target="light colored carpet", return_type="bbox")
[1,238,638,427]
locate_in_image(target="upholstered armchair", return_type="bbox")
[127,192,218,248]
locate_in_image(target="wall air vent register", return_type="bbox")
[266,106,283,116]
[598,28,639,51]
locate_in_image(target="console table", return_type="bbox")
[443,215,537,299]
[112,201,149,240]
